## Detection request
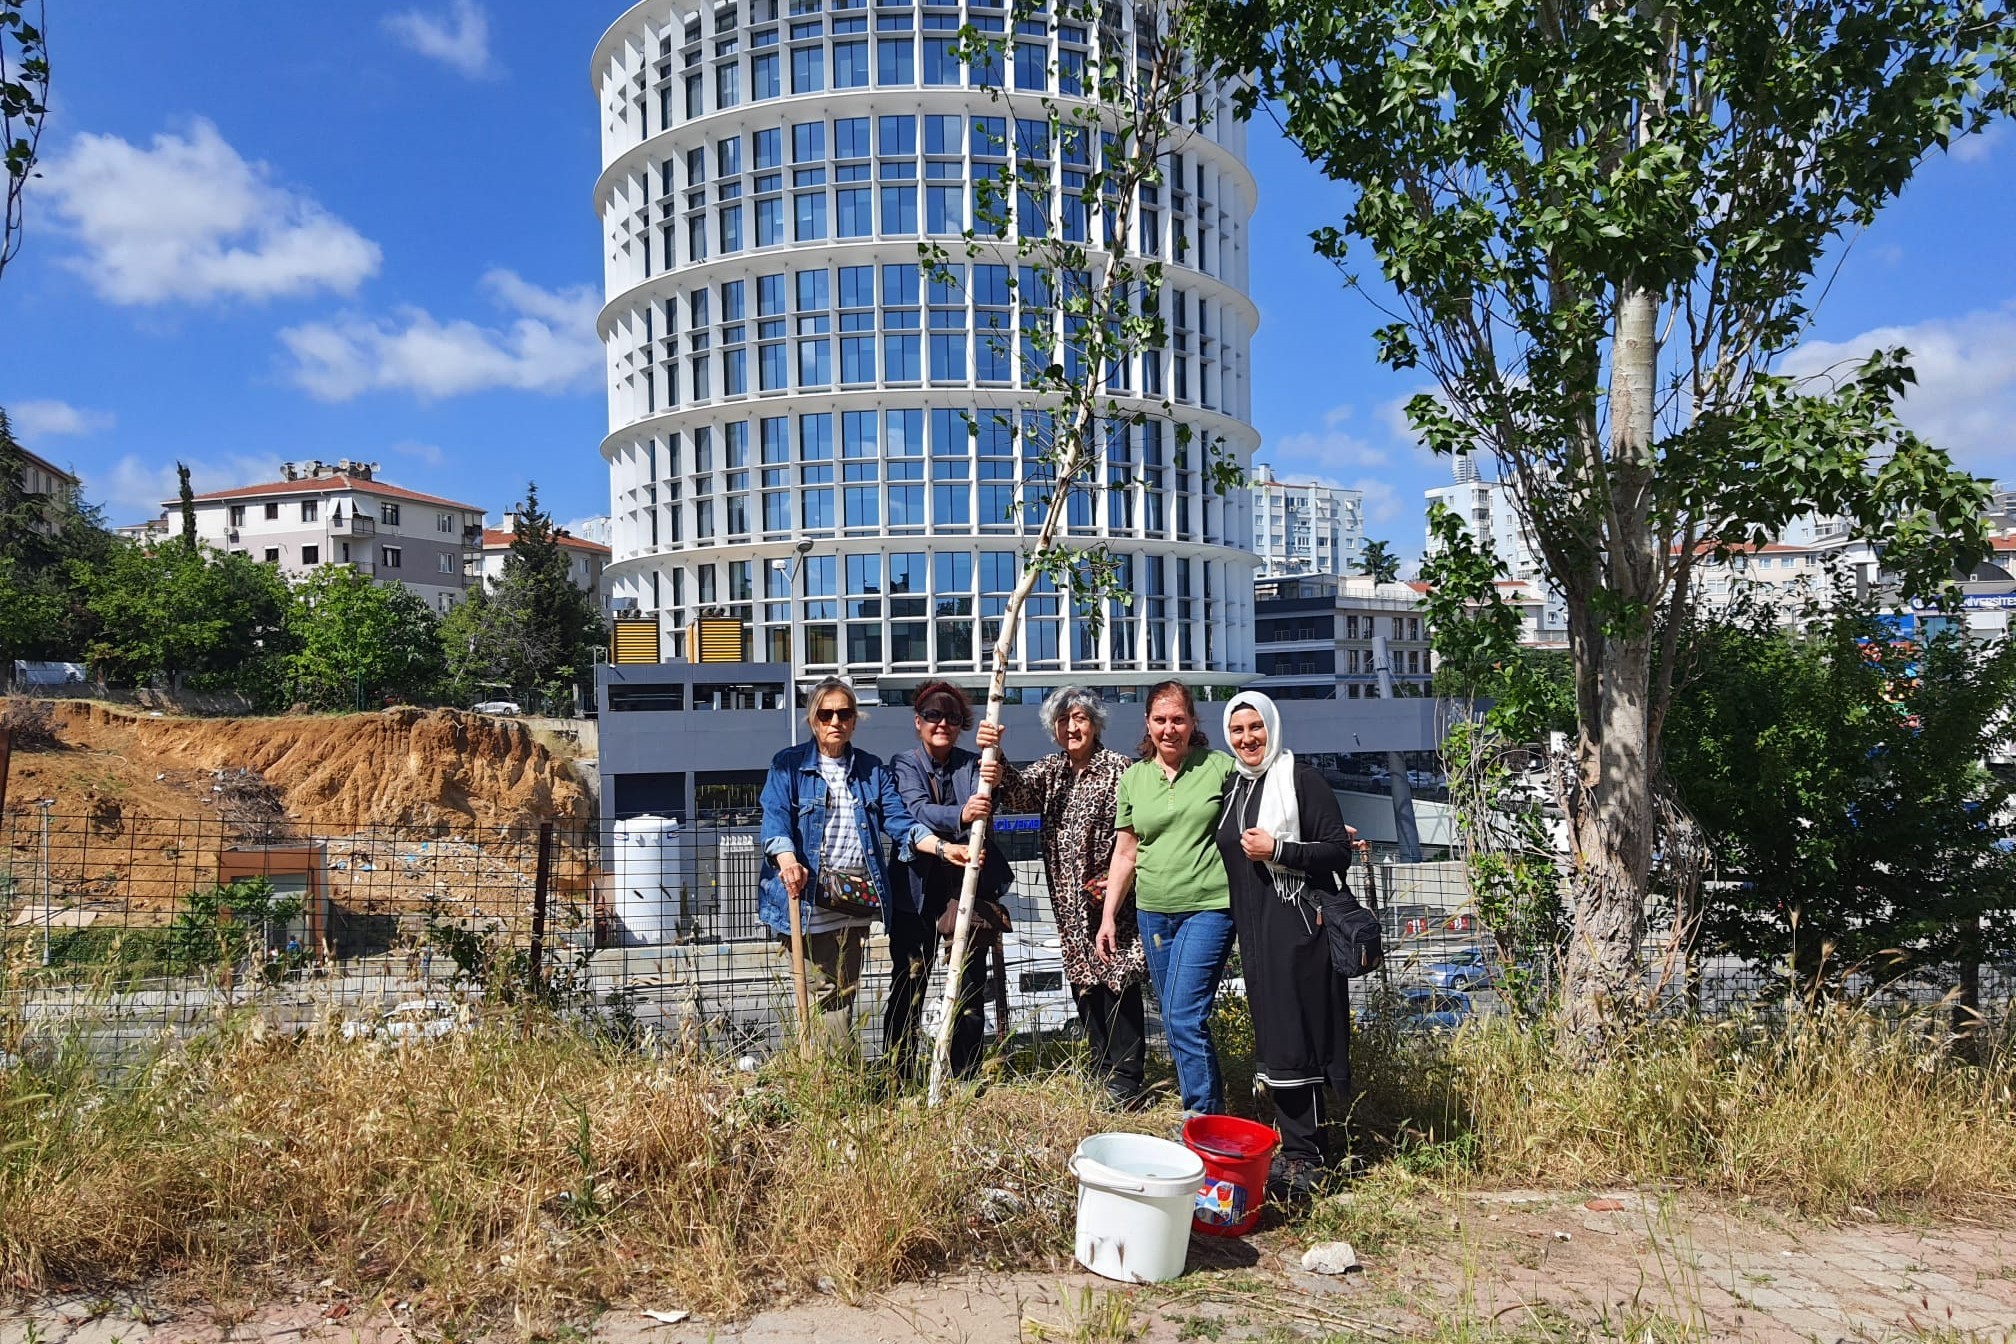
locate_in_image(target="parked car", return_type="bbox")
[342,999,462,1043]
[1395,987,1473,1031]
[1426,947,1494,990]
[471,700,523,716]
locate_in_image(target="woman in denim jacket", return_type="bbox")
[758,676,952,1049]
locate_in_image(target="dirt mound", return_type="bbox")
[2,702,593,907]
[11,701,590,833]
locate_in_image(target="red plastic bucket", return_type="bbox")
[1181,1114,1278,1237]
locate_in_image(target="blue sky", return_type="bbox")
[5,1,2014,558]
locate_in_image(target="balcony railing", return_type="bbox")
[329,515,376,537]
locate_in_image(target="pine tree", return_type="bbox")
[471,482,604,713]
[1,405,111,668]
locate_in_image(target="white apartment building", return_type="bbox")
[173,460,486,612]
[1249,462,1363,577]
[114,515,173,542]
[592,0,1260,699]
[1423,468,1569,642]
[477,518,614,608]
[568,514,615,545]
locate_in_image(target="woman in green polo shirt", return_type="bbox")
[1095,679,1238,1116]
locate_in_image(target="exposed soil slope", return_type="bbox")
[2,701,592,904]
[7,701,588,832]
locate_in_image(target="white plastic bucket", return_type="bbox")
[1070,1132,1205,1283]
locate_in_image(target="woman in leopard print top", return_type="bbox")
[977,686,1148,1107]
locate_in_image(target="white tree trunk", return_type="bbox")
[1560,282,1659,1053]
[927,478,1077,1105]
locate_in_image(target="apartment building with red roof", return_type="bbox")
[474,517,612,610]
[165,459,486,612]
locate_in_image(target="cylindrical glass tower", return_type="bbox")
[592,0,1259,699]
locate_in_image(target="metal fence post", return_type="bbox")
[38,799,54,968]
[530,822,553,993]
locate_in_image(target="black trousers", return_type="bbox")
[883,900,989,1082]
[1078,982,1147,1096]
[1271,1083,1326,1166]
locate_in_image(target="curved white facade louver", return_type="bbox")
[592,0,1259,694]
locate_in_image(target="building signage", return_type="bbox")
[1904,593,2016,611]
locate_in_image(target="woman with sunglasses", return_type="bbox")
[885,680,1015,1082]
[759,676,950,1051]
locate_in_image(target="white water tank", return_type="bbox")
[611,815,699,946]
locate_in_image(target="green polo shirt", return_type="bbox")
[1114,748,1236,913]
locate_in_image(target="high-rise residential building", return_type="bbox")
[1423,465,1568,641]
[592,0,1259,701]
[172,460,486,613]
[1248,463,1363,578]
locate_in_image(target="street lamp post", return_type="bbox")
[782,538,814,746]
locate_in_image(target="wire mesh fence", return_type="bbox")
[0,808,1105,1062]
[3,809,2009,1064]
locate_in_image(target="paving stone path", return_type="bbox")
[4,1191,2010,1343]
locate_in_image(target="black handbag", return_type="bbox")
[1318,882,1384,979]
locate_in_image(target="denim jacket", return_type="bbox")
[890,745,1014,916]
[757,741,929,935]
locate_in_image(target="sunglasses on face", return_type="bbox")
[917,708,968,727]
[815,707,857,724]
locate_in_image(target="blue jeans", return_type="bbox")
[1138,907,1236,1115]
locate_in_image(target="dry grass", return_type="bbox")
[4,998,2015,1330]
[1345,1001,2016,1214]
[0,1018,1127,1325]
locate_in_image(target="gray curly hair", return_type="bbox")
[1037,684,1107,741]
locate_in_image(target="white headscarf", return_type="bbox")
[1222,690,1306,905]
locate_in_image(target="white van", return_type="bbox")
[921,929,1077,1040]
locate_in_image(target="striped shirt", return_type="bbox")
[805,749,870,935]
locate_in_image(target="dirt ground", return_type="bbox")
[4,1190,2010,1344]
[1,700,593,908]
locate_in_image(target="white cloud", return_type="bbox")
[386,439,446,467]
[1951,121,2007,165]
[382,0,495,79]
[1265,401,1393,474]
[7,399,114,442]
[93,453,282,527]
[1780,301,2016,472]
[41,119,381,306]
[279,268,603,402]
[1351,476,1406,527]
[1377,391,1425,445]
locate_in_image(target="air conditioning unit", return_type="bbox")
[227,530,240,543]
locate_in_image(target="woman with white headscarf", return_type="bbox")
[1216,690,1358,1198]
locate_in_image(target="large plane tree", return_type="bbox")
[1198,0,2012,1047]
